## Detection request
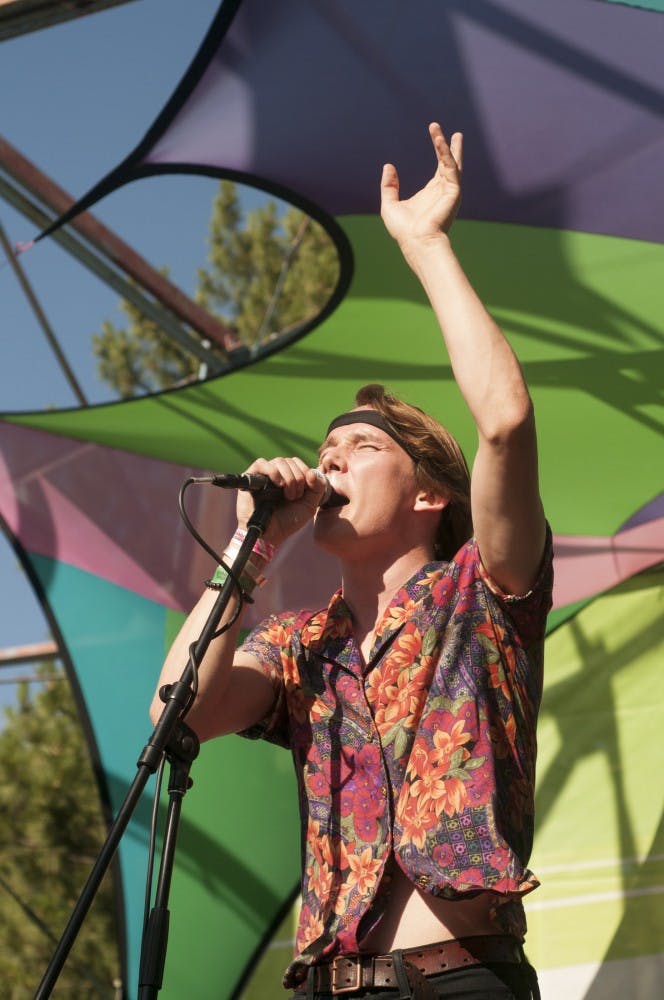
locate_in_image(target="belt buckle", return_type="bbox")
[330,955,362,995]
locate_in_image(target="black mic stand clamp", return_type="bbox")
[35,492,280,999]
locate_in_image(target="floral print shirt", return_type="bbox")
[240,531,553,987]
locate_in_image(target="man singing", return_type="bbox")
[151,124,552,999]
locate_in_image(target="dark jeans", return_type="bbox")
[293,960,540,999]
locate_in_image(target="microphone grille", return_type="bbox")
[313,469,332,504]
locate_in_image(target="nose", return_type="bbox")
[320,444,347,474]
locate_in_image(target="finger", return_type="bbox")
[243,457,307,499]
[450,131,463,174]
[380,162,400,205]
[271,457,309,500]
[428,122,460,177]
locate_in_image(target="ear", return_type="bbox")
[413,489,448,513]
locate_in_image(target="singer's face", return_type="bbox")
[314,412,421,559]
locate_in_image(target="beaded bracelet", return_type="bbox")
[207,564,231,588]
[204,564,255,603]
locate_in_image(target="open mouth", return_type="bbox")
[321,489,349,510]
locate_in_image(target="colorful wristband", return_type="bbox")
[222,528,273,591]
[205,564,255,603]
[230,527,276,563]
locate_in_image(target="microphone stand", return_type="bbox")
[34,494,279,999]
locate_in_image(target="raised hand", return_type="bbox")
[380,123,462,255]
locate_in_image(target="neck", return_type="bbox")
[339,543,434,646]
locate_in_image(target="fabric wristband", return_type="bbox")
[204,526,275,599]
[222,547,267,589]
[229,527,276,562]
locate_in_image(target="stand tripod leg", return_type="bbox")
[138,726,198,999]
[34,765,153,999]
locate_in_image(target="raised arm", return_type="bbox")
[380,123,546,594]
[149,459,326,741]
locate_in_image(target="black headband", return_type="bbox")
[325,410,416,460]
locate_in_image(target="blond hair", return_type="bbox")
[354,384,472,559]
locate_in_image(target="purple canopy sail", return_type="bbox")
[41,0,664,244]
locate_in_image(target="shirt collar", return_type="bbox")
[300,561,443,670]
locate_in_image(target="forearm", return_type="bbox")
[149,584,249,740]
[403,233,533,442]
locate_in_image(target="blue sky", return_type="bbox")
[0,0,269,704]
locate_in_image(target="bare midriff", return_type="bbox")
[359,863,499,953]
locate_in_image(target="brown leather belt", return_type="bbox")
[302,935,525,995]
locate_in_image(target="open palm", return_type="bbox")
[381,123,463,248]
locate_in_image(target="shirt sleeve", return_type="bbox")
[477,523,554,649]
[235,611,296,748]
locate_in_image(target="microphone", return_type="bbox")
[203,470,335,507]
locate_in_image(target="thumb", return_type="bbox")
[380,162,400,206]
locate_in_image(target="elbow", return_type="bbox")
[482,391,535,448]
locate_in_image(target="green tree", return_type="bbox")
[0,661,121,998]
[92,266,200,398]
[92,180,339,398]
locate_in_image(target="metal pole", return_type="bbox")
[0,135,234,355]
[0,218,88,406]
[0,174,224,371]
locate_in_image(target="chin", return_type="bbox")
[313,514,353,554]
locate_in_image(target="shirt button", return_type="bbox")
[416,875,428,888]
[380,787,388,799]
